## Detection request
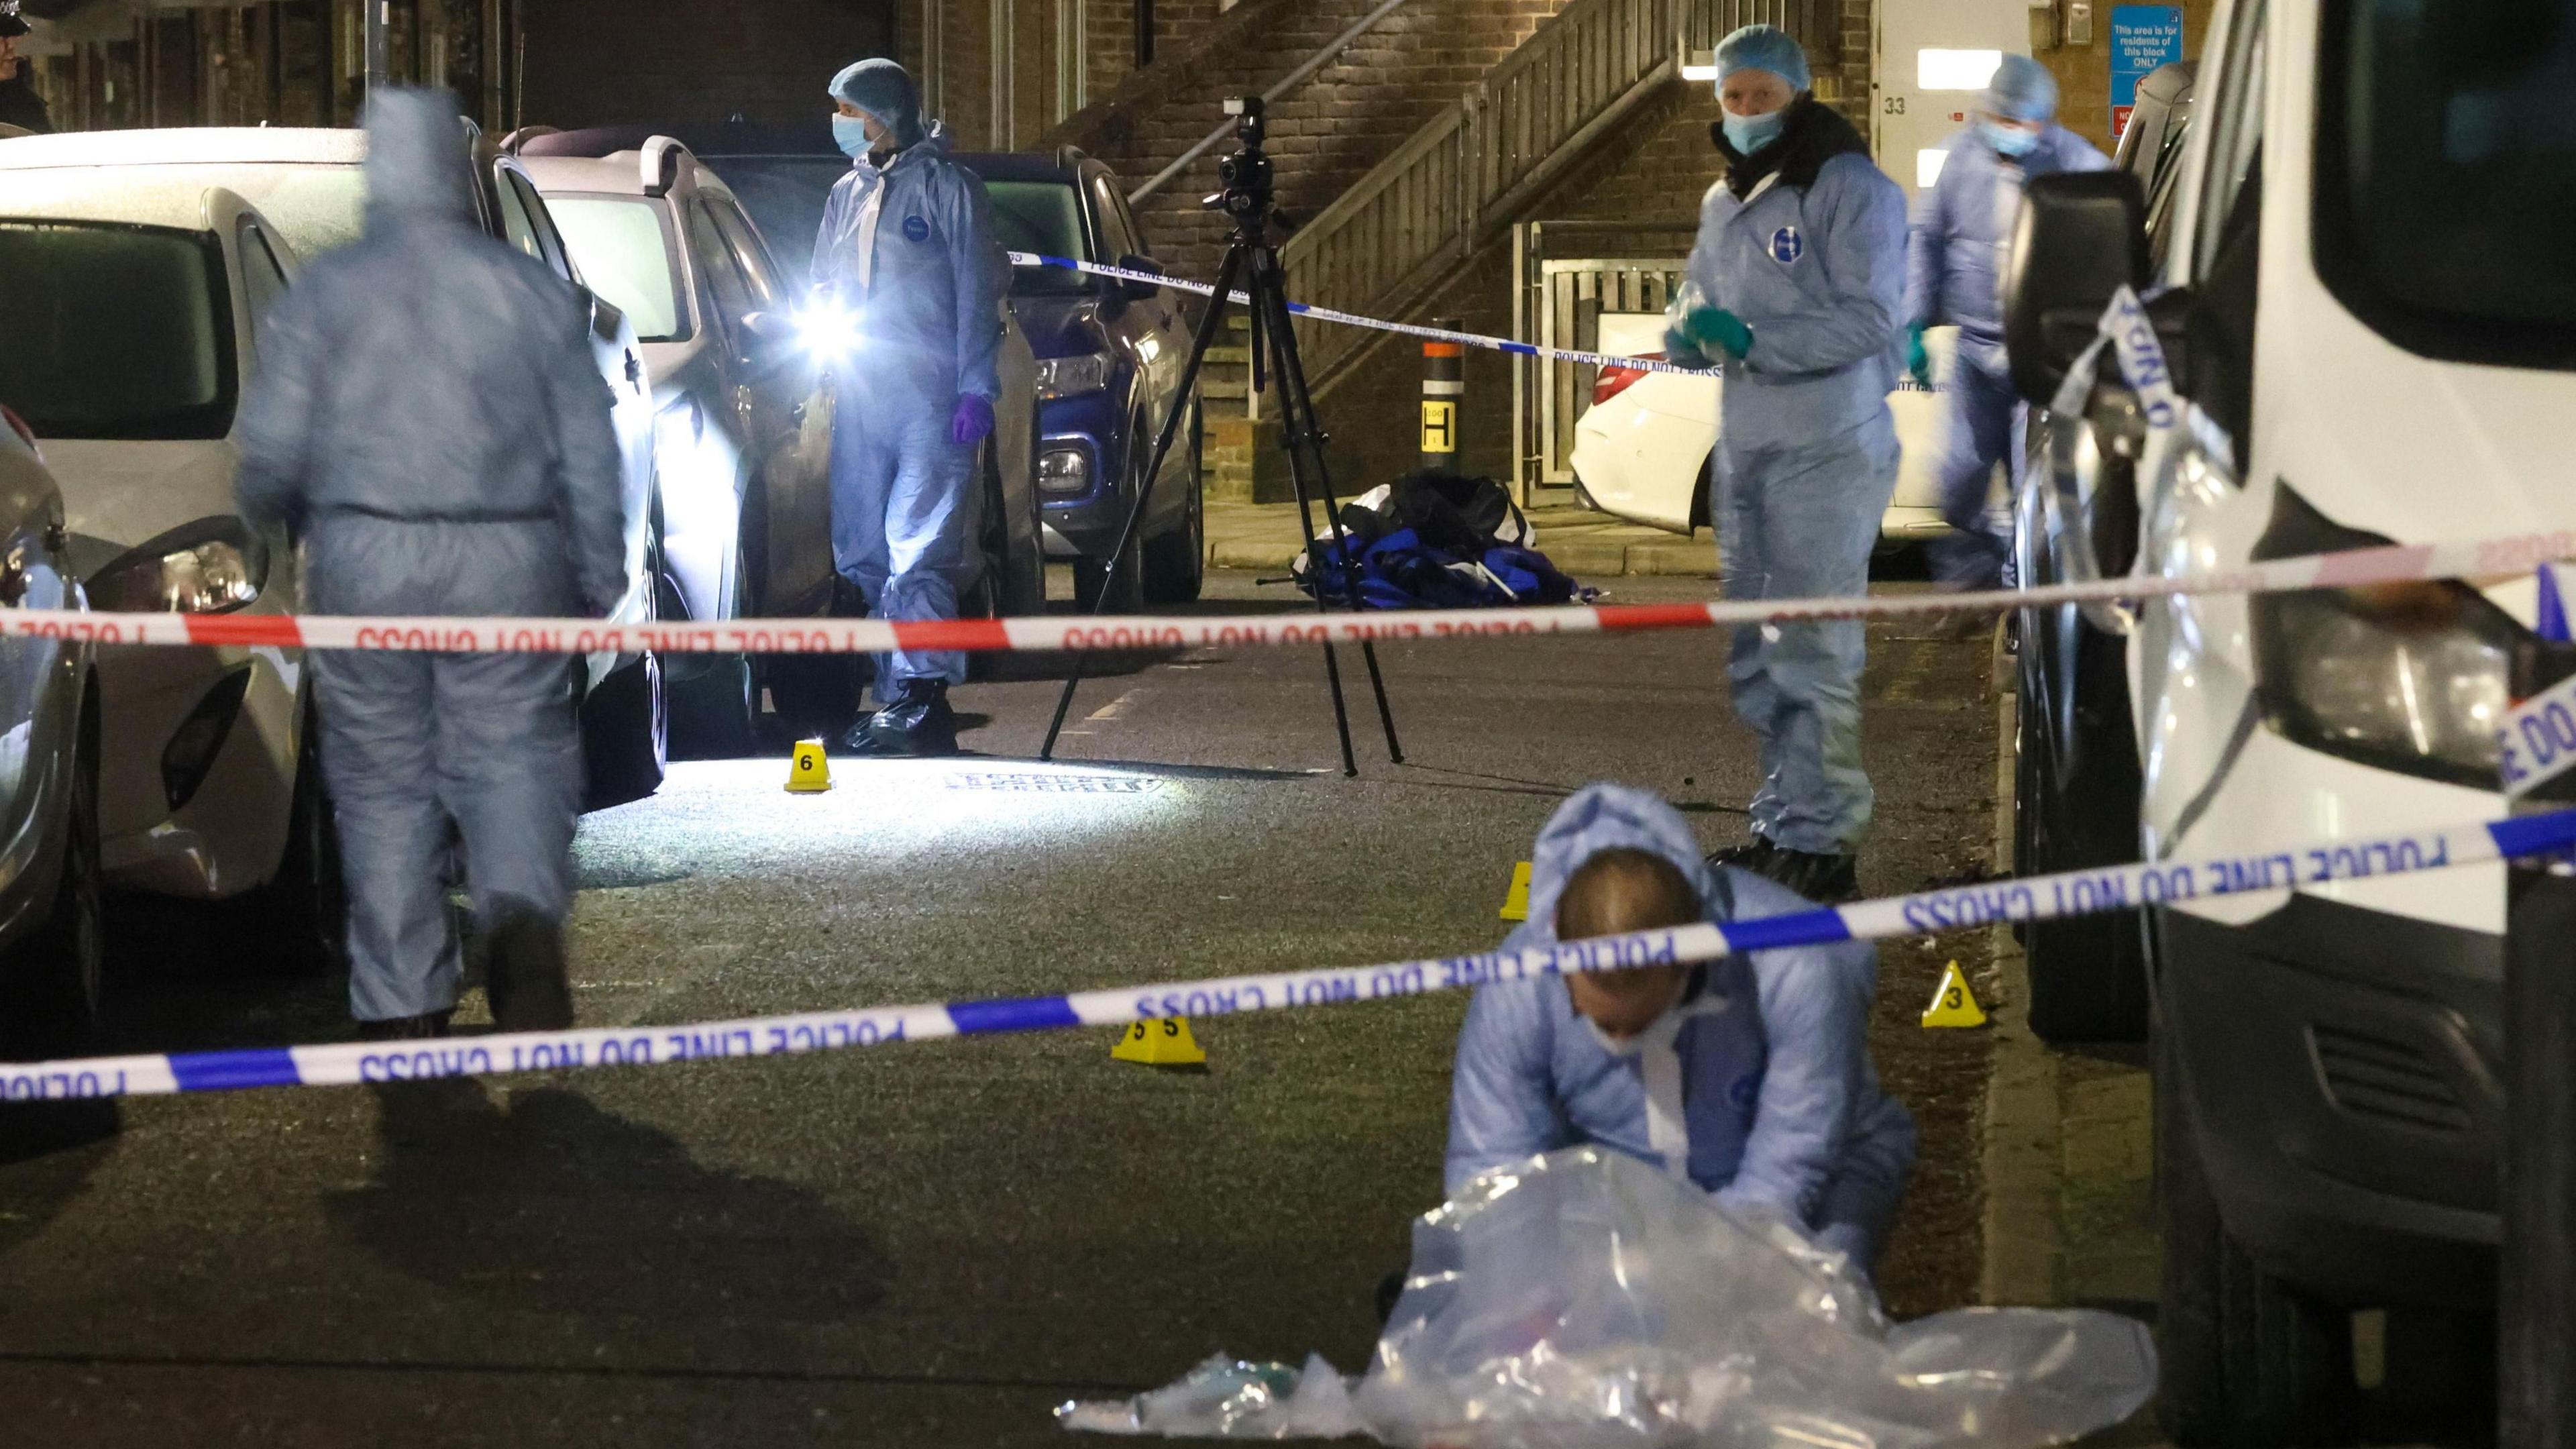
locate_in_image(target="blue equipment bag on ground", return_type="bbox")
[1293,470,1585,609]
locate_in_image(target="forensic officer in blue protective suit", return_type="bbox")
[1666,25,1907,903]
[237,91,625,1040]
[813,58,1008,757]
[1446,784,1916,1276]
[1904,55,2109,592]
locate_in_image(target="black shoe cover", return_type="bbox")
[485,908,574,1032]
[1761,847,1862,905]
[357,1010,455,1042]
[850,681,959,757]
[1705,837,1779,875]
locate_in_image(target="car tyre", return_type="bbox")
[0,690,104,1060]
[668,544,761,760]
[581,651,665,809]
[1142,405,1205,604]
[2156,1007,2356,1445]
[2013,603,2150,1042]
[261,700,348,976]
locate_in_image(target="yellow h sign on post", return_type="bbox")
[1419,399,1458,453]
[785,739,833,793]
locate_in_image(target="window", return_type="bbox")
[1088,172,1134,259]
[0,222,237,440]
[493,170,544,262]
[506,172,576,282]
[2192,0,2267,280]
[1918,49,2005,91]
[694,155,852,285]
[687,202,755,335]
[984,179,1091,294]
[1109,182,1155,260]
[704,199,783,311]
[547,197,690,342]
[2314,0,2576,368]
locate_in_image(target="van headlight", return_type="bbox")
[2250,487,2516,787]
[90,519,268,614]
[1035,354,1114,400]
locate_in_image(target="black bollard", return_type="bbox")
[1419,321,1462,472]
[2504,635,2576,1446]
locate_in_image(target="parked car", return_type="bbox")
[952,147,1203,608]
[0,406,101,1059]
[1566,313,1952,547]
[0,124,665,947]
[513,127,1046,740]
[2005,59,2195,1047]
[2006,0,2571,1432]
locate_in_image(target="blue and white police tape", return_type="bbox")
[9,808,2573,1103]
[1006,251,1725,380]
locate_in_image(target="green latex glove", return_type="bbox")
[1662,326,1715,372]
[1682,305,1754,361]
[1906,323,1933,388]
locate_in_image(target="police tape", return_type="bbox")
[1004,251,1737,380]
[7,808,2571,1102]
[12,525,2573,657]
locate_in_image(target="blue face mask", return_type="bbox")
[1981,119,2040,158]
[831,113,874,160]
[1721,107,1787,154]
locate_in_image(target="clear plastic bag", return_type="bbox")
[1063,1148,2155,1446]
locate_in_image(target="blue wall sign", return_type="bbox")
[2110,6,2185,139]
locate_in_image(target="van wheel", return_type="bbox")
[0,694,103,1060]
[2015,603,2149,1042]
[2157,1013,2355,1445]
[581,652,665,809]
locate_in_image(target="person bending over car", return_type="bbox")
[1445,783,1916,1279]
[812,58,1009,757]
[237,91,625,1042]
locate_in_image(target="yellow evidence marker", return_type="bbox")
[1921,961,1988,1028]
[1113,1017,1208,1068]
[785,739,833,794]
[1499,861,1533,921]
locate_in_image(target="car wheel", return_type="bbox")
[1142,444,1205,606]
[989,435,1046,618]
[0,692,104,1060]
[260,700,348,977]
[2016,603,2151,1043]
[668,543,761,760]
[581,651,666,809]
[2156,1008,2357,1445]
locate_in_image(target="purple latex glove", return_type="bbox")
[950,393,995,445]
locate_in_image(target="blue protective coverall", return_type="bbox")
[812,109,1008,700]
[235,90,625,1024]
[1905,125,2110,588]
[1678,103,1909,855]
[1446,784,1917,1272]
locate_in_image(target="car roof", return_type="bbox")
[0,170,239,231]
[515,140,733,201]
[950,152,1085,184]
[0,126,367,170]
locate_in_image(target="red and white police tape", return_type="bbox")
[6,806,2571,1102]
[17,528,2576,658]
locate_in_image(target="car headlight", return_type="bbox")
[90,519,268,614]
[2251,486,2517,787]
[1035,353,1114,400]
[1037,445,1092,494]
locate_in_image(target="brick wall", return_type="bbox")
[521,0,896,129]
[2032,0,2216,156]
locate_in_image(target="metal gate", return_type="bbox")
[1509,220,1696,498]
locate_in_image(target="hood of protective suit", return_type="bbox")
[362,88,477,229]
[828,58,929,152]
[1517,784,1726,946]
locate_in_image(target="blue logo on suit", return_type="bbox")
[1768,225,1803,264]
[903,214,931,243]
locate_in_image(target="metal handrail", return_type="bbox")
[1127,0,1417,203]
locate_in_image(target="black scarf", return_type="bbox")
[1709,96,1870,199]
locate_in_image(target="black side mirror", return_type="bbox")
[2004,170,2150,406]
[739,311,796,345]
[1115,253,1165,301]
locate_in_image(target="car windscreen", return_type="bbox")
[983,179,1090,294]
[0,221,237,441]
[2316,0,2576,368]
[696,155,851,286]
[545,197,691,342]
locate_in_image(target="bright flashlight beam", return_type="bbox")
[794,302,861,363]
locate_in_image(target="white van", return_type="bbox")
[2006,0,2573,1436]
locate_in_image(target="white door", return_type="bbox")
[1874,0,2038,201]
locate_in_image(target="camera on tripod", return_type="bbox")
[1208,95,1274,224]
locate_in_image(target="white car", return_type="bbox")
[1568,313,1957,545]
[0,125,664,949]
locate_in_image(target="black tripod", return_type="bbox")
[1039,95,1402,776]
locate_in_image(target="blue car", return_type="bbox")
[694,129,1204,608]
[952,149,1203,607]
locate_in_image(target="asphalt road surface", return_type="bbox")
[0,570,2002,1447]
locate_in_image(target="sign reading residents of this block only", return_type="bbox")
[2109,5,2184,140]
